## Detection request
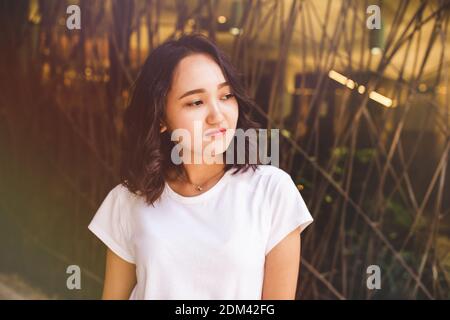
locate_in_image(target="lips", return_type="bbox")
[204,127,226,137]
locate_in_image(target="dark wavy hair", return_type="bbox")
[120,33,260,206]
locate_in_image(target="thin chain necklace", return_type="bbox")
[177,169,225,192]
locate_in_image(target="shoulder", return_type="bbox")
[105,183,145,210]
[230,165,295,193]
[253,165,291,179]
[250,165,293,186]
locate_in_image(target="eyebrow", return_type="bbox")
[178,81,230,100]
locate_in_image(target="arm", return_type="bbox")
[102,248,137,300]
[262,227,302,300]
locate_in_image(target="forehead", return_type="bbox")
[172,53,226,91]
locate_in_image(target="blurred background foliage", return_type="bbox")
[0,0,449,299]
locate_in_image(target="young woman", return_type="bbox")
[88,34,313,300]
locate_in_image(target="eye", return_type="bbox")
[186,99,203,107]
[221,93,235,101]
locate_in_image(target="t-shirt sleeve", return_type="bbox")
[88,185,135,264]
[265,171,314,255]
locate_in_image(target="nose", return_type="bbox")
[206,98,225,125]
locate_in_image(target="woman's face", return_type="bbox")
[163,53,238,163]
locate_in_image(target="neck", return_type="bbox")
[182,162,225,186]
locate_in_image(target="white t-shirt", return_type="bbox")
[88,165,313,300]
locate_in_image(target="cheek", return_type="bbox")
[223,101,239,127]
[165,106,198,132]
[166,110,207,152]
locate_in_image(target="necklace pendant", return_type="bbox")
[196,185,203,191]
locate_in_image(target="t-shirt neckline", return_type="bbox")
[164,169,234,204]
